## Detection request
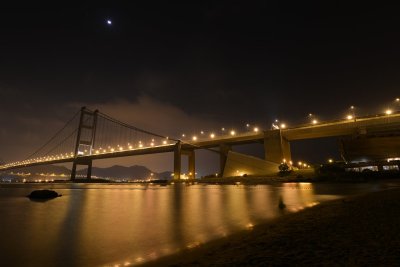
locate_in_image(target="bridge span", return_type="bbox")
[1,107,400,179]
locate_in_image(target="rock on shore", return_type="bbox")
[27,189,61,199]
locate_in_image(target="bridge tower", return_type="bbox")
[71,107,98,180]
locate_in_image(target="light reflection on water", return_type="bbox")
[0,182,390,266]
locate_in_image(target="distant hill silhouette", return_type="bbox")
[7,165,70,175]
[77,165,172,180]
[1,164,172,180]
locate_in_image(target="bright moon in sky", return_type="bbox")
[107,20,112,25]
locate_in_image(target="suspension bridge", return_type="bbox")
[1,107,400,179]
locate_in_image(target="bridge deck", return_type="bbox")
[1,113,400,172]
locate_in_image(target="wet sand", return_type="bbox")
[143,188,400,266]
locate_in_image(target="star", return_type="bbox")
[107,20,112,25]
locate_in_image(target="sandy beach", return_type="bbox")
[143,187,400,266]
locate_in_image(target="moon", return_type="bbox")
[107,20,112,25]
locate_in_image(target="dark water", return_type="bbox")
[0,181,396,266]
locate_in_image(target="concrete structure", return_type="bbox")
[223,151,279,177]
[264,130,291,164]
[173,142,196,179]
[341,135,400,162]
[2,108,400,180]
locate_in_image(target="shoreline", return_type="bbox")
[3,168,400,185]
[142,187,400,266]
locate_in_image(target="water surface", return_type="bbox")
[0,181,394,266]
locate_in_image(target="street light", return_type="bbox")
[308,113,318,125]
[349,106,356,122]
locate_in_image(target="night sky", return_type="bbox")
[1,4,400,174]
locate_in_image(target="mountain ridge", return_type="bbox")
[1,164,172,180]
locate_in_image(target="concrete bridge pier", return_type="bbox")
[219,143,232,176]
[173,141,181,180]
[182,149,195,179]
[264,130,291,164]
[173,141,196,180]
[71,159,93,180]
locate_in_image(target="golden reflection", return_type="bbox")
[135,257,144,263]
[246,222,254,230]
[186,241,201,249]
[281,182,316,211]
[2,183,357,267]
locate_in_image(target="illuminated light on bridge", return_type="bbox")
[312,119,318,125]
[396,98,400,102]
[236,170,246,176]
[2,103,400,174]
[192,136,198,141]
[328,159,333,163]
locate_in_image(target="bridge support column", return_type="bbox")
[71,162,77,181]
[70,159,93,180]
[86,160,93,179]
[174,141,182,180]
[264,130,291,164]
[182,149,195,179]
[173,141,196,180]
[219,143,231,176]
